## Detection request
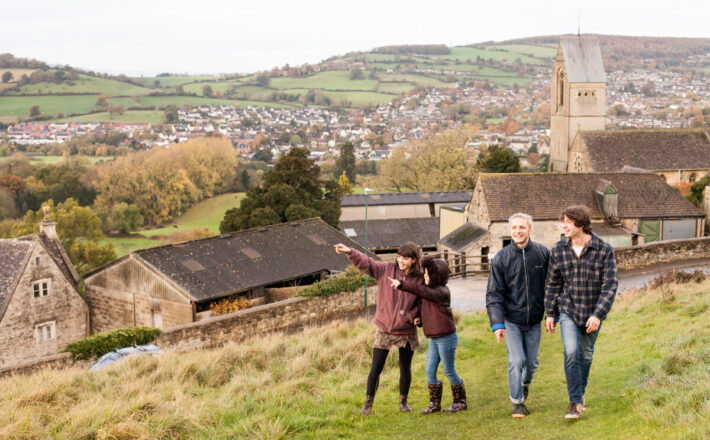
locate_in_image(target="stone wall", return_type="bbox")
[157,286,377,352]
[614,236,710,270]
[0,352,90,378]
[0,242,89,369]
[85,286,193,333]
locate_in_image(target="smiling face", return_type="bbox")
[397,254,416,272]
[561,215,583,239]
[510,216,531,248]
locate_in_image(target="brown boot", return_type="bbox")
[421,381,443,414]
[360,396,374,415]
[399,395,412,412]
[444,382,467,412]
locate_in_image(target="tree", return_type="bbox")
[202,84,214,97]
[334,141,357,184]
[94,202,144,234]
[220,147,340,232]
[349,68,364,80]
[338,172,353,194]
[29,105,41,117]
[1,71,12,83]
[685,176,708,207]
[96,94,108,107]
[477,145,521,173]
[252,148,273,163]
[377,125,479,191]
[256,73,270,87]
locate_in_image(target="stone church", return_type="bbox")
[549,36,710,184]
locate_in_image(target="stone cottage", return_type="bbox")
[0,211,89,369]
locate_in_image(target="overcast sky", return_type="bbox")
[2,0,708,76]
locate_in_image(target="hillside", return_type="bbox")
[1,278,708,439]
[2,34,707,125]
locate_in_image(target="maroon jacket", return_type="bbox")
[398,258,456,338]
[347,249,423,335]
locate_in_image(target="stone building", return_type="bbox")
[549,35,710,185]
[83,218,367,333]
[549,36,607,172]
[438,173,705,263]
[0,212,89,369]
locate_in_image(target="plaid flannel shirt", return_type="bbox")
[545,232,618,327]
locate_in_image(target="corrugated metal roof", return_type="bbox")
[560,36,606,83]
[438,223,488,252]
[338,217,440,250]
[341,190,472,207]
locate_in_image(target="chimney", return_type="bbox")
[39,204,59,240]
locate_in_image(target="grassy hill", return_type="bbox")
[1,277,708,439]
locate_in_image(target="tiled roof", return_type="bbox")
[438,223,488,252]
[479,173,704,222]
[580,130,710,171]
[560,36,606,83]
[341,190,472,207]
[339,217,440,250]
[132,218,368,302]
[0,239,32,321]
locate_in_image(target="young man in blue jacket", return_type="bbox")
[486,213,549,418]
[545,205,618,420]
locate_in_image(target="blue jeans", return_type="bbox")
[559,312,601,404]
[505,320,541,404]
[426,333,462,386]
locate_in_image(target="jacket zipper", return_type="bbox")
[390,269,401,332]
[523,247,530,325]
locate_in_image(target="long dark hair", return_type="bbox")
[422,258,449,288]
[397,242,422,277]
[561,205,592,234]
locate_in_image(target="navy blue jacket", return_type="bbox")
[486,241,550,331]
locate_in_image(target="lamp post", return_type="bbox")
[363,187,373,309]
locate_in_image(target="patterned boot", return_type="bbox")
[444,382,468,412]
[360,396,374,415]
[421,381,443,414]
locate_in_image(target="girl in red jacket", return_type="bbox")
[389,257,466,414]
[335,242,423,415]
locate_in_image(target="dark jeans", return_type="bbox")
[559,312,601,404]
[366,344,414,397]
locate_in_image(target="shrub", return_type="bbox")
[299,265,374,298]
[209,296,252,316]
[64,326,162,360]
[649,270,706,289]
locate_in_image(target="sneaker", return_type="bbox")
[523,385,529,402]
[564,402,583,419]
[511,403,530,418]
[582,395,586,411]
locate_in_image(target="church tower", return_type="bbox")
[549,36,606,171]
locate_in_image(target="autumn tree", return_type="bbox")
[1,71,12,83]
[220,147,340,232]
[94,202,143,234]
[477,145,521,173]
[29,105,41,117]
[377,125,479,191]
[338,172,353,194]
[202,84,214,97]
[96,94,108,107]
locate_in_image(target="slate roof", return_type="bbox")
[560,36,606,83]
[0,239,32,321]
[131,218,368,302]
[438,223,488,252]
[580,130,710,171]
[339,217,440,250]
[591,223,632,237]
[341,190,472,207]
[478,173,704,222]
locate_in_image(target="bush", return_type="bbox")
[299,265,374,298]
[209,296,252,316]
[649,270,706,290]
[64,326,162,360]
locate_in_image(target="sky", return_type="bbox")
[2,0,708,76]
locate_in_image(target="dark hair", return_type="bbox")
[422,258,449,287]
[397,242,422,277]
[560,205,592,234]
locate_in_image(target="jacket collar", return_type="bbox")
[564,232,601,250]
[510,240,535,253]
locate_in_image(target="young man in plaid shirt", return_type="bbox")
[544,205,618,419]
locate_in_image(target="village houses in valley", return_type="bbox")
[0,207,89,369]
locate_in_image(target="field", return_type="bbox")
[56,110,165,124]
[8,74,154,97]
[103,192,245,257]
[133,75,224,88]
[271,71,379,91]
[0,68,38,82]
[1,277,708,439]
[0,95,140,119]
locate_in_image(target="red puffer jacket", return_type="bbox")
[347,249,423,335]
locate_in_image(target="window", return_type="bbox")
[35,321,56,343]
[35,256,41,266]
[33,281,49,298]
[556,71,565,111]
[502,238,512,247]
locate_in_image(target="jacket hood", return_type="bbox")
[422,258,449,287]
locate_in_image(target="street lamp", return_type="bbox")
[364,187,373,309]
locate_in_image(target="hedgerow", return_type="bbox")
[63,326,162,360]
[299,265,375,298]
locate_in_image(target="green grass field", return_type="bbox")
[133,95,294,109]
[1,278,708,439]
[55,110,165,124]
[271,71,379,91]
[0,95,142,119]
[133,75,224,88]
[181,81,246,95]
[377,73,452,88]
[376,82,414,94]
[101,236,160,256]
[10,74,154,97]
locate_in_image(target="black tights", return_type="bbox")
[365,344,414,397]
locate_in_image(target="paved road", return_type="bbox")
[449,257,710,313]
